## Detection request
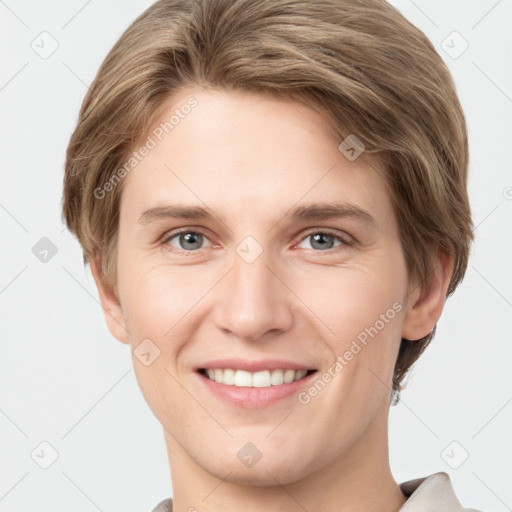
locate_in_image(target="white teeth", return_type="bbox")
[270,369,284,386]
[223,368,236,385]
[252,370,271,388]
[203,368,311,387]
[234,370,252,387]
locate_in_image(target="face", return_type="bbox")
[101,86,419,485]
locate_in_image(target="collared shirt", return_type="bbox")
[150,471,482,511]
[398,472,482,511]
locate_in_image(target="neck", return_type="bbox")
[165,399,408,512]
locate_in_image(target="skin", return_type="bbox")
[91,85,453,512]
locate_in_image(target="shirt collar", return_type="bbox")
[398,472,480,511]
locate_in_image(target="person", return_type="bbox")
[61,0,480,510]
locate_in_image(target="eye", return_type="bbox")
[163,229,213,252]
[161,228,354,254]
[296,229,353,251]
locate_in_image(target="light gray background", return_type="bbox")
[1,0,511,510]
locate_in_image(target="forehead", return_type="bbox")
[119,86,393,228]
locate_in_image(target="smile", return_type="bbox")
[199,368,316,387]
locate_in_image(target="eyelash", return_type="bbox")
[161,227,355,255]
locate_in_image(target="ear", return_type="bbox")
[89,253,130,345]
[401,248,454,341]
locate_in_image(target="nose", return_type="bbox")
[212,246,294,342]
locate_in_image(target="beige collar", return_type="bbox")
[399,472,481,511]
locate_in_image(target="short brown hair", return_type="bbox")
[62,0,474,404]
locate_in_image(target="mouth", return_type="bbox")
[197,368,317,388]
[194,359,319,407]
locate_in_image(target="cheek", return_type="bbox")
[118,253,200,342]
[291,259,406,348]
[302,264,405,432]
[121,263,205,424]
[290,255,407,413]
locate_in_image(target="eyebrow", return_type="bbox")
[137,202,378,229]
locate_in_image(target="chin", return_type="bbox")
[196,444,316,487]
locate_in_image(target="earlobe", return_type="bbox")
[401,249,454,341]
[89,254,130,345]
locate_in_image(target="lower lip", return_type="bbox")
[196,371,317,408]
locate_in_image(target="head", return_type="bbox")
[62,0,473,486]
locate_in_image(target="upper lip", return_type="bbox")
[196,359,316,372]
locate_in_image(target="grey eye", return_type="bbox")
[168,232,209,251]
[297,232,343,251]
